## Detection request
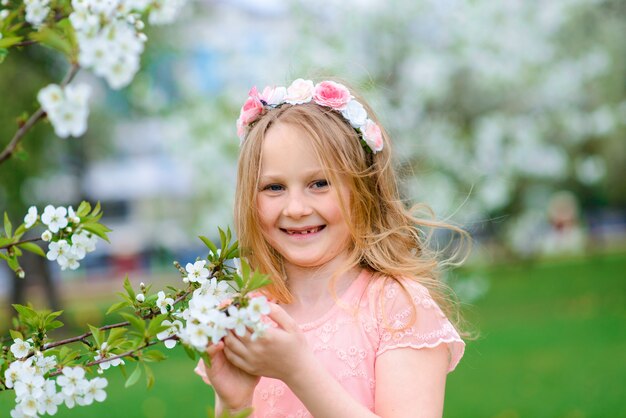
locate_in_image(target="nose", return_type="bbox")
[282,191,313,219]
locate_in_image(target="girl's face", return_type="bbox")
[256,122,352,271]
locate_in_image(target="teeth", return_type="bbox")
[288,227,319,235]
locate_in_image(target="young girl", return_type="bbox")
[195,79,467,417]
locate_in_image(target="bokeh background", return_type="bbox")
[1,0,625,417]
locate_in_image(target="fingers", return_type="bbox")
[268,303,298,332]
[223,344,253,374]
[206,341,224,357]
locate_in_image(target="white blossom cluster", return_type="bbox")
[24,0,50,28]
[68,0,186,90]
[23,205,98,271]
[155,259,271,352]
[6,339,107,418]
[37,84,91,138]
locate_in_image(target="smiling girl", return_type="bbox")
[196,79,467,418]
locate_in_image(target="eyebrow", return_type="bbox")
[259,169,327,182]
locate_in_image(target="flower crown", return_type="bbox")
[236,79,384,154]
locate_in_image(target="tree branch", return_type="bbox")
[0,63,80,165]
[0,237,41,251]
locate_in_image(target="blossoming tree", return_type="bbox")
[0,1,261,417]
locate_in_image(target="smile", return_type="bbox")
[281,225,326,235]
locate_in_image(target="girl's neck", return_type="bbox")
[283,255,361,309]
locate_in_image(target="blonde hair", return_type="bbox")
[234,91,470,330]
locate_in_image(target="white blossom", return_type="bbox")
[56,366,88,397]
[247,296,271,322]
[156,319,182,349]
[94,343,124,370]
[80,377,108,405]
[156,291,174,314]
[10,339,32,359]
[41,230,52,242]
[185,260,210,283]
[40,205,68,233]
[46,239,70,265]
[37,380,63,416]
[24,0,50,28]
[23,206,38,229]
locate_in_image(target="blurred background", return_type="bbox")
[1,0,624,417]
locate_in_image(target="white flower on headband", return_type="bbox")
[236,79,384,154]
[284,79,314,105]
[341,100,368,129]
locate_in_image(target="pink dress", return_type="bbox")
[195,270,465,417]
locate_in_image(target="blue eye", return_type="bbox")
[263,184,284,192]
[311,179,329,189]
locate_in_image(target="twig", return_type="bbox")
[48,339,163,377]
[0,63,80,165]
[0,237,41,251]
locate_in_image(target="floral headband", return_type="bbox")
[236,79,384,154]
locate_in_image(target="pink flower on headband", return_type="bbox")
[362,119,384,153]
[285,79,315,105]
[313,81,351,110]
[238,95,264,126]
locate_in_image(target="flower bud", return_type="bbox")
[41,230,52,241]
[0,0,8,6]
[16,268,25,279]
[65,226,73,234]
[138,33,147,42]
[136,293,145,303]
[140,282,145,289]
[135,20,145,30]
[0,9,9,20]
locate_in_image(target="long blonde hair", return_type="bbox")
[234,91,469,329]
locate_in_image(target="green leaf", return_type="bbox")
[125,364,142,388]
[122,276,136,300]
[106,300,130,315]
[142,350,166,362]
[88,324,104,348]
[218,228,227,253]
[76,201,91,218]
[144,363,155,389]
[199,235,219,257]
[0,237,12,247]
[182,343,197,361]
[12,304,37,321]
[4,212,12,237]
[18,242,45,257]
[46,320,64,331]
[13,224,26,240]
[29,27,72,56]
[80,223,111,242]
[92,201,102,217]
[9,329,24,341]
[106,327,128,347]
[0,36,22,49]
[0,48,8,64]
[119,313,145,335]
[146,314,169,338]
[7,256,20,272]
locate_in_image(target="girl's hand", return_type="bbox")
[203,341,260,411]
[222,303,313,383]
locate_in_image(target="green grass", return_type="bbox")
[1,253,624,417]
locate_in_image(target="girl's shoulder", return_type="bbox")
[361,272,465,371]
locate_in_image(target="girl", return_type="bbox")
[195,79,467,417]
